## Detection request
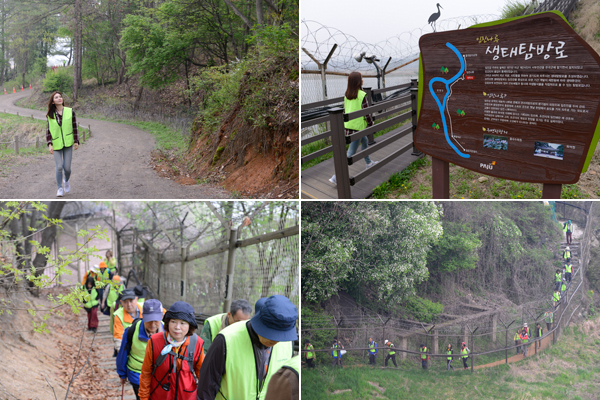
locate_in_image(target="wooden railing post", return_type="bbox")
[411,78,423,156]
[329,107,351,198]
[363,87,376,145]
[432,157,450,198]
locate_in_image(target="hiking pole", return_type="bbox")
[121,381,125,400]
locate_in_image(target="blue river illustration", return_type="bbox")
[428,42,470,158]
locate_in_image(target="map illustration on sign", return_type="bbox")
[415,12,600,184]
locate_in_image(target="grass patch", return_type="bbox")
[372,157,429,198]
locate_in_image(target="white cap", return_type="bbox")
[566,246,570,250]
[523,323,527,327]
[90,264,99,273]
[384,340,389,344]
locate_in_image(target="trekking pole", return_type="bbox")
[121,381,125,400]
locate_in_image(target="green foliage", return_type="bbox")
[302,202,443,305]
[427,222,481,273]
[500,0,530,19]
[212,146,225,164]
[43,66,74,95]
[404,296,443,322]
[247,23,296,58]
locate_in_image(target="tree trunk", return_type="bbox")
[255,0,263,26]
[32,202,65,279]
[73,0,82,100]
[117,50,126,85]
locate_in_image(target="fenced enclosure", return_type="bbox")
[302,202,593,371]
[115,202,299,318]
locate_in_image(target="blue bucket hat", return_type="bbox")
[255,297,268,314]
[143,299,163,323]
[163,301,198,329]
[250,295,298,342]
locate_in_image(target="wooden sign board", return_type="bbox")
[415,12,600,184]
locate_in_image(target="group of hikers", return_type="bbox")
[80,254,299,400]
[553,239,576,308]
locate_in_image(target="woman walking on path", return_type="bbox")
[83,276,99,333]
[329,71,378,185]
[46,91,79,197]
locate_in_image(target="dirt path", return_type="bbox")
[0,90,230,199]
[473,332,554,370]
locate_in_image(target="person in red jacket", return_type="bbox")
[138,301,205,400]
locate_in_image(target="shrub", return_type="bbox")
[404,296,444,323]
[43,66,74,95]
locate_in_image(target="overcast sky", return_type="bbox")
[301,0,511,45]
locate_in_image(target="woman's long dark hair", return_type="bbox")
[345,72,363,100]
[46,91,66,119]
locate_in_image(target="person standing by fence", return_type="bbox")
[329,72,378,186]
[419,344,428,370]
[331,340,342,367]
[461,342,470,370]
[520,329,529,357]
[446,344,454,371]
[514,328,521,354]
[555,269,562,291]
[304,339,316,368]
[368,337,378,365]
[46,91,79,197]
[384,340,397,367]
[545,312,553,332]
[535,323,543,351]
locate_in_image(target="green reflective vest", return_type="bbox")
[368,341,376,354]
[280,355,300,375]
[447,350,452,360]
[563,251,571,260]
[216,322,292,400]
[107,283,123,310]
[126,321,148,374]
[521,334,529,344]
[461,347,469,359]
[332,343,339,358]
[344,90,368,131]
[553,292,560,302]
[564,222,572,233]
[305,344,315,359]
[389,343,395,355]
[545,313,553,323]
[106,257,117,272]
[537,327,542,337]
[47,107,74,150]
[556,273,562,283]
[207,313,227,341]
[83,287,98,308]
[561,282,567,291]
[420,347,427,360]
[114,306,140,334]
[565,264,572,273]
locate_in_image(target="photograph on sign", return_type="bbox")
[534,141,564,160]
[483,134,508,151]
[415,11,600,184]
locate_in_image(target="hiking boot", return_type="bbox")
[63,178,71,193]
[329,175,337,185]
[56,187,64,197]
[366,160,379,169]
[91,328,97,333]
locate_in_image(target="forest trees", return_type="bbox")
[301,202,443,305]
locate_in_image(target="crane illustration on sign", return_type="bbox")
[428,42,469,158]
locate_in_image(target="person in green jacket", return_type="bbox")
[446,344,454,371]
[83,276,99,332]
[200,299,252,353]
[329,71,378,186]
[46,91,79,197]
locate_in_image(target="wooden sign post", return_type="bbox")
[415,12,600,198]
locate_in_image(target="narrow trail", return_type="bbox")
[78,312,137,399]
[0,90,230,199]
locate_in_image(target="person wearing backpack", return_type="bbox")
[138,301,205,400]
[83,276,99,332]
[200,299,252,353]
[117,299,164,400]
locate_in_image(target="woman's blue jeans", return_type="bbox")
[347,135,372,165]
[53,145,73,189]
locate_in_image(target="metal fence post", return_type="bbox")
[222,228,238,313]
[329,107,351,198]
[364,87,375,145]
[411,78,423,156]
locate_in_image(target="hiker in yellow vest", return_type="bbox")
[461,342,470,370]
[105,275,123,339]
[105,250,117,273]
[197,295,297,400]
[384,339,397,367]
[329,72,378,186]
[514,328,521,354]
[520,329,529,357]
[419,344,428,370]
[117,299,164,400]
[564,262,573,283]
[113,288,143,354]
[553,290,561,308]
[82,276,99,332]
[563,220,573,244]
[46,91,79,197]
[200,299,252,353]
[446,344,455,371]
[304,339,316,368]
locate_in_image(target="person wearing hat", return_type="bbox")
[117,299,165,400]
[138,301,205,400]
[384,340,397,368]
[82,276,99,333]
[523,323,530,338]
[419,344,428,370]
[200,299,252,353]
[304,339,315,368]
[520,328,529,357]
[196,295,296,400]
[113,288,143,354]
[81,265,100,286]
[562,246,571,262]
[133,285,147,307]
[331,339,342,368]
[264,355,299,400]
[563,220,573,244]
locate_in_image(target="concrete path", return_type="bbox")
[0,90,230,199]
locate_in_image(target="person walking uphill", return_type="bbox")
[329,71,378,186]
[117,299,165,400]
[200,299,252,353]
[113,288,143,355]
[46,91,79,197]
[138,301,205,400]
[82,276,99,332]
[196,294,296,400]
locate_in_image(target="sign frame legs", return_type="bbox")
[432,157,450,199]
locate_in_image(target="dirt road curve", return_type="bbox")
[0,90,230,199]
